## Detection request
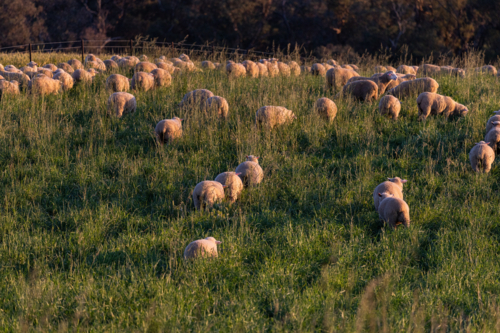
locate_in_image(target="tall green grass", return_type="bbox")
[1,51,500,332]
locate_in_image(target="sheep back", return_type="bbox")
[107,92,136,117]
[214,172,244,203]
[192,181,225,210]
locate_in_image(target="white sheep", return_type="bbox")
[68,59,84,70]
[256,106,296,129]
[131,72,155,91]
[226,62,246,78]
[416,92,468,121]
[257,63,268,77]
[179,89,214,111]
[485,121,500,153]
[378,95,401,120]
[205,96,229,119]
[311,63,327,76]
[192,180,225,210]
[214,171,244,203]
[53,71,74,91]
[183,237,221,260]
[314,97,337,123]
[155,117,183,144]
[57,63,74,74]
[0,80,20,98]
[469,141,495,173]
[373,177,407,210]
[201,61,216,70]
[72,69,93,84]
[28,75,62,95]
[106,74,130,93]
[150,68,172,88]
[135,62,158,73]
[277,62,291,76]
[242,60,259,78]
[104,59,119,71]
[107,92,137,117]
[485,111,500,134]
[287,61,301,76]
[235,155,264,186]
[377,193,410,228]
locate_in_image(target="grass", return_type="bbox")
[1,50,500,332]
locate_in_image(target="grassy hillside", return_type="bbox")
[1,51,500,332]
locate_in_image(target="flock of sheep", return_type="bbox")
[0,52,498,259]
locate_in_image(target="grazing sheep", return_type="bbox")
[131,72,155,91]
[150,68,172,88]
[287,61,301,76]
[416,92,469,121]
[314,97,337,123]
[373,177,407,210]
[419,64,443,76]
[301,66,311,74]
[384,73,416,91]
[179,54,190,62]
[156,62,175,73]
[53,71,74,91]
[183,237,221,260]
[440,66,466,78]
[327,59,338,66]
[205,96,229,119]
[266,62,279,77]
[348,71,398,94]
[156,58,173,66]
[387,77,439,98]
[67,59,84,70]
[374,65,388,73]
[397,65,416,75]
[104,59,119,71]
[486,111,500,134]
[226,62,246,78]
[135,62,157,73]
[43,64,57,72]
[87,68,98,77]
[117,58,137,71]
[0,80,20,98]
[111,55,122,62]
[242,60,259,78]
[85,59,106,72]
[277,62,291,76]
[173,60,197,73]
[378,95,401,120]
[37,68,54,78]
[57,63,74,74]
[155,117,183,144]
[235,155,264,186]
[105,74,130,93]
[476,65,497,76]
[256,106,296,129]
[107,92,137,117]
[192,180,225,210]
[28,75,62,95]
[341,64,353,70]
[326,67,360,89]
[179,89,214,111]
[485,121,500,153]
[257,63,268,77]
[139,55,148,62]
[311,63,327,76]
[336,80,378,103]
[4,65,21,73]
[201,61,216,70]
[0,71,30,88]
[469,141,495,173]
[72,69,93,84]
[377,193,410,228]
[214,172,244,203]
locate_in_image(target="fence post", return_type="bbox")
[130,39,133,56]
[81,40,84,63]
[29,44,32,63]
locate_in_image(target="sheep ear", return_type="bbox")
[387,178,392,181]
[216,241,222,244]
[246,155,249,158]
[401,179,408,183]
[180,118,184,121]
[378,193,382,197]
[486,142,490,144]
[235,172,242,176]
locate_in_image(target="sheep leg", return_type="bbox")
[417,103,431,121]
[193,194,201,210]
[386,210,398,229]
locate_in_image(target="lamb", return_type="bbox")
[377,193,410,228]
[476,65,497,76]
[277,62,291,76]
[373,177,407,210]
[469,141,495,173]
[107,92,137,117]
[67,59,84,70]
[43,64,58,71]
[135,62,158,73]
[242,60,259,78]
[255,106,296,129]
[154,117,183,144]
[57,63,74,74]
[201,61,216,70]
[396,65,416,75]
[235,155,264,186]
[326,67,360,89]
[378,95,401,120]
[486,111,500,134]
[205,96,229,119]
[104,59,119,71]
[347,71,398,94]
[192,181,225,210]
[336,80,378,103]
[226,62,246,78]
[386,77,439,98]
[27,75,62,95]
[257,63,269,77]
[485,121,500,153]
[287,61,301,76]
[416,92,469,121]
[150,68,171,88]
[105,74,130,93]
[52,71,74,91]
[214,172,244,203]
[0,80,20,98]
[72,69,93,84]
[183,237,221,259]
[130,72,155,91]
[311,63,327,76]
[314,97,337,123]
[179,89,214,111]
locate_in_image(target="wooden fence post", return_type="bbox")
[130,39,133,56]
[81,40,84,63]
[29,44,32,63]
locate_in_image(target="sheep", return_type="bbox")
[386,77,439,98]
[105,74,130,93]
[485,111,500,134]
[36,68,53,78]
[68,59,84,70]
[336,80,378,103]
[117,58,137,71]
[57,63,74,74]
[183,237,221,260]
[257,63,269,77]
[327,59,338,66]
[373,177,407,210]
[43,64,58,72]
[214,172,244,203]
[347,71,398,94]
[179,54,190,62]
[0,64,4,72]
[135,62,157,73]
[255,106,296,129]
[0,80,20,98]
[111,55,122,62]
[201,61,216,70]
[27,75,62,95]
[396,65,416,75]
[287,61,301,76]
[156,59,173,66]
[326,67,360,89]
[130,72,155,91]
[139,55,148,62]
[349,64,360,71]
[476,65,497,76]
[342,64,353,70]
[440,66,466,78]
[277,62,291,76]
[72,69,93,84]
[469,141,495,173]
[311,63,327,76]
[314,97,337,123]
[179,89,214,111]
[154,117,183,144]
[107,92,137,118]
[192,180,225,210]
[301,66,311,74]
[374,65,388,72]
[0,71,30,88]
[235,155,264,186]
[104,59,119,71]
[85,59,106,72]
[52,71,74,91]
[266,62,279,77]
[156,62,175,73]
[0,75,3,80]
[149,68,171,88]
[173,60,197,73]
[87,68,98,77]
[485,121,500,153]
[385,73,417,91]
[378,95,401,120]
[418,64,443,76]
[412,66,419,73]
[226,62,246,78]
[416,92,469,121]
[205,96,229,119]
[377,193,410,228]
[4,65,21,73]
[242,60,259,78]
